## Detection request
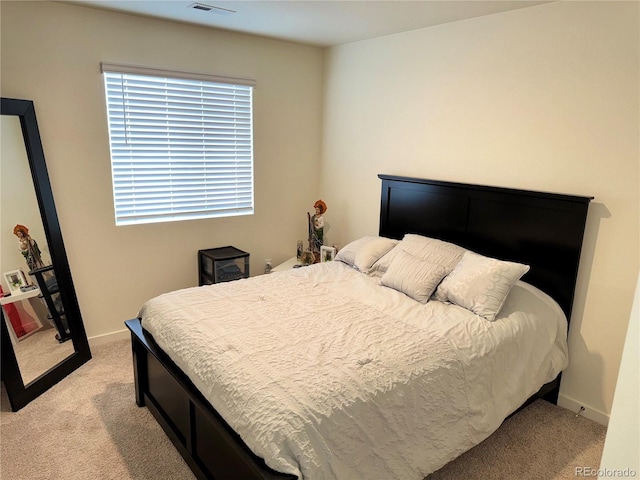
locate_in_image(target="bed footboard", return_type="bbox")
[125,318,297,480]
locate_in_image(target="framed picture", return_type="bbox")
[320,245,336,263]
[4,269,28,294]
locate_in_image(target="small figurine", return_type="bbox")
[307,200,327,263]
[13,224,45,272]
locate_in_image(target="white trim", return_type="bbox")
[100,62,256,87]
[88,328,130,346]
[558,393,610,426]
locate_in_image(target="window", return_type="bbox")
[101,63,255,226]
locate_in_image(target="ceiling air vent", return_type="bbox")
[188,3,235,15]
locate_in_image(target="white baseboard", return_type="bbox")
[558,393,610,426]
[88,329,130,347]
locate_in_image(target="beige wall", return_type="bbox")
[1,1,324,340]
[1,116,52,286]
[321,1,639,420]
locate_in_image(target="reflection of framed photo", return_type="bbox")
[4,269,28,294]
[320,245,336,262]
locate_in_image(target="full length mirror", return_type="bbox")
[1,114,74,383]
[1,98,91,411]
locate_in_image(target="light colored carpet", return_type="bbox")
[1,339,195,480]
[427,399,606,479]
[1,339,606,479]
[11,326,75,385]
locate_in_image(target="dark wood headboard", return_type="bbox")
[378,174,592,321]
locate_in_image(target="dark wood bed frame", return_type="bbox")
[125,174,592,480]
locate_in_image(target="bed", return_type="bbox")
[125,174,592,480]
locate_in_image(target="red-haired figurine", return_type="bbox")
[307,200,327,263]
[13,224,45,272]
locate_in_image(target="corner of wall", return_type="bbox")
[558,394,610,426]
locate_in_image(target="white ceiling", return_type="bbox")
[65,1,552,47]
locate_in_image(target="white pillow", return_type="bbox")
[435,251,530,321]
[370,233,466,277]
[335,236,398,273]
[381,250,447,303]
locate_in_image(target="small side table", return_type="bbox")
[198,246,250,285]
[1,288,44,345]
[270,257,302,273]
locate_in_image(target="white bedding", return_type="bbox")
[139,261,568,480]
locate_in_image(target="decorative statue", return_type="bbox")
[307,200,327,263]
[13,224,45,272]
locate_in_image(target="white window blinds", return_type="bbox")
[101,63,255,225]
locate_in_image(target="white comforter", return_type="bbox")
[139,261,568,480]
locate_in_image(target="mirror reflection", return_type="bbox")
[0,115,73,386]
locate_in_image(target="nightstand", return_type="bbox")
[198,246,250,285]
[271,257,303,273]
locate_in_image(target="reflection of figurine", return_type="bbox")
[307,200,327,263]
[13,224,45,272]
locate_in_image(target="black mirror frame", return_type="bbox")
[1,97,91,411]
